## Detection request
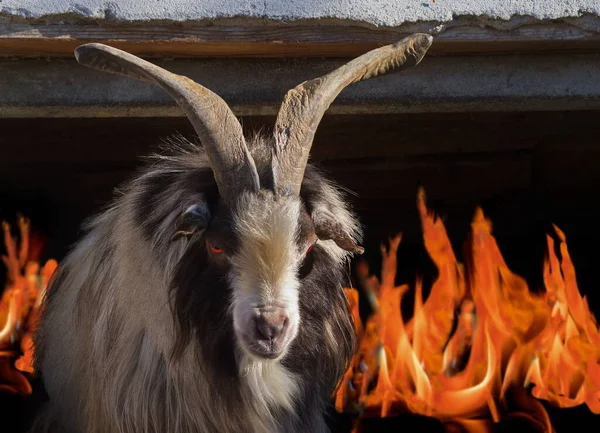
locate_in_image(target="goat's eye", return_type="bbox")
[210,244,223,254]
[304,243,316,258]
[299,243,315,279]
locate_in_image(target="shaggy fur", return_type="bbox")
[32,134,359,433]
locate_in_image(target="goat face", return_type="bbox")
[174,190,313,361]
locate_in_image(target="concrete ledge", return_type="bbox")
[3,0,600,27]
[2,1,600,58]
[2,53,600,118]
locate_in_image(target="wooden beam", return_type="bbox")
[3,53,600,118]
[2,21,600,58]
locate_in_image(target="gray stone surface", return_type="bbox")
[2,0,600,27]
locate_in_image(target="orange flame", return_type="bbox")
[0,215,57,394]
[336,189,599,431]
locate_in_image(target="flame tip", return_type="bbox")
[472,206,485,219]
[552,223,567,242]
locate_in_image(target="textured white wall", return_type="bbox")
[2,0,600,26]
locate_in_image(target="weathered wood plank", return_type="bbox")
[2,22,600,58]
[4,54,600,118]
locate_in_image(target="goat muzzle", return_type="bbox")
[242,308,294,360]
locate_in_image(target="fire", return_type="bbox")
[0,214,57,395]
[336,189,600,432]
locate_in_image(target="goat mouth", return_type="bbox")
[240,335,288,360]
[247,345,284,360]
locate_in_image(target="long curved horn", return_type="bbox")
[273,33,433,196]
[74,43,260,203]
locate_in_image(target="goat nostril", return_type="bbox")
[255,316,288,341]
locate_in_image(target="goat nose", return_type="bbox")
[255,314,288,341]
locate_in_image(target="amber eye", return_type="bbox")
[210,244,223,254]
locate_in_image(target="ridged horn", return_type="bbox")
[272,33,433,196]
[74,43,260,203]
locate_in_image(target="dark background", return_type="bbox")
[0,111,599,431]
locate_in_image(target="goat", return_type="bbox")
[31,34,433,433]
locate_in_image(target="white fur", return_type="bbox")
[238,353,300,414]
[229,191,303,356]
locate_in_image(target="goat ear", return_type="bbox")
[313,211,364,255]
[172,203,211,241]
